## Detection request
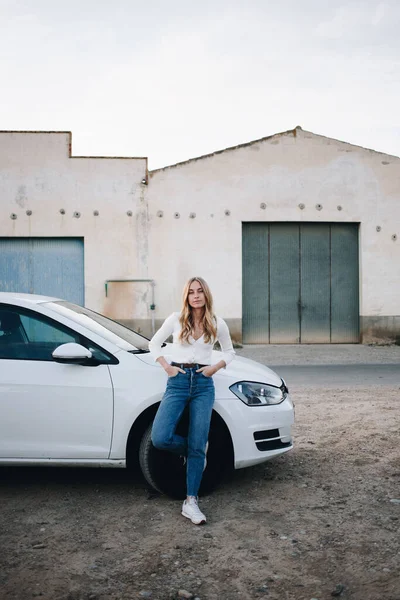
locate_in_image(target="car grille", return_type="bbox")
[253,429,292,451]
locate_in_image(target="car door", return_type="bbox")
[0,304,114,459]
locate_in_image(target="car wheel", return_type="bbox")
[139,413,233,500]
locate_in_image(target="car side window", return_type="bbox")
[84,343,114,364]
[0,307,80,361]
[0,306,115,363]
[20,315,77,345]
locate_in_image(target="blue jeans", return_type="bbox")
[151,366,215,497]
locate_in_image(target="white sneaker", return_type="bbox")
[182,497,206,525]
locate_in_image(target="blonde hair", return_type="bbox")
[179,277,217,344]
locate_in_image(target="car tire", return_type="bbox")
[139,415,233,500]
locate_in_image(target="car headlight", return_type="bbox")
[229,380,288,406]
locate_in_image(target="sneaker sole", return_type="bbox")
[181,510,206,525]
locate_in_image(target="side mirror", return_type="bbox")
[52,343,92,365]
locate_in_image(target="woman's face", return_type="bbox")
[187,280,206,309]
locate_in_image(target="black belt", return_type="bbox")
[171,362,207,369]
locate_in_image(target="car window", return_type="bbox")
[20,315,76,345]
[0,307,81,361]
[0,305,115,363]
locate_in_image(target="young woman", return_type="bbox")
[148,276,235,525]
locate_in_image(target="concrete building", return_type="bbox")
[1,127,399,343]
[0,131,149,326]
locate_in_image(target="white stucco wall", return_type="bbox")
[1,128,399,341]
[148,128,400,334]
[0,131,149,320]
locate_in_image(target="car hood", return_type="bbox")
[223,353,283,387]
[136,348,283,388]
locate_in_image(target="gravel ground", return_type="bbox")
[1,346,399,600]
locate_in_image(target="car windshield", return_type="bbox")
[45,301,150,352]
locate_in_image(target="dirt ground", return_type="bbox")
[1,347,399,600]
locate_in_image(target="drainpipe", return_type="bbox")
[104,278,156,335]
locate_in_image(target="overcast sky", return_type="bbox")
[1,0,399,168]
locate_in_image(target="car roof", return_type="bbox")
[0,292,60,304]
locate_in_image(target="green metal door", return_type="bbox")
[269,224,300,343]
[300,224,331,343]
[242,223,359,343]
[242,223,269,343]
[330,225,359,342]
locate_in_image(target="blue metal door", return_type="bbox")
[0,238,84,304]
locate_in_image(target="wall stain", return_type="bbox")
[15,185,27,208]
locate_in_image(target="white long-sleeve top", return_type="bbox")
[148,312,235,367]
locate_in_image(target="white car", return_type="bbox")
[0,293,294,497]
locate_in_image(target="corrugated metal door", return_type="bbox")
[300,224,331,343]
[0,238,84,304]
[242,223,269,343]
[242,223,359,343]
[330,225,359,342]
[270,224,300,343]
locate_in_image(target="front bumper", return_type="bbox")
[215,393,294,469]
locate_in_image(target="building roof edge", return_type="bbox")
[150,126,400,173]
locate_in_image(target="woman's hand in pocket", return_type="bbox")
[196,365,216,378]
[165,365,186,378]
